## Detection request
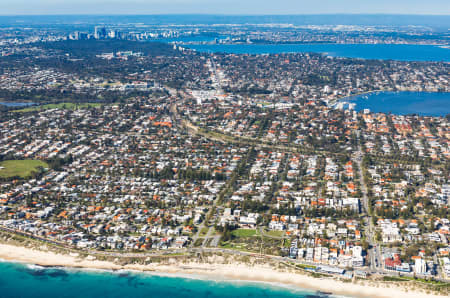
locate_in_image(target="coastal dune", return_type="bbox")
[0,243,444,298]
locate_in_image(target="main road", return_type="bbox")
[353,134,379,272]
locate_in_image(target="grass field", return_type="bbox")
[219,242,256,252]
[14,102,102,113]
[264,230,285,237]
[231,229,259,237]
[0,160,48,179]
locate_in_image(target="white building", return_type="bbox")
[414,258,427,274]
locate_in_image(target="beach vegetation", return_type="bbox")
[382,276,408,282]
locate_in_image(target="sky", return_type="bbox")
[0,0,449,15]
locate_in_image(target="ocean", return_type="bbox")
[338,91,450,116]
[0,261,339,298]
[185,44,450,62]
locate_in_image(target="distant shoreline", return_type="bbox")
[328,90,450,116]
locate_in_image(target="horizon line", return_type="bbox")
[0,13,449,17]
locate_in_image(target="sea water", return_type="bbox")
[185,44,450,62]
[338,91,450,116]
[0,261,341,298]
[0,102,35,107]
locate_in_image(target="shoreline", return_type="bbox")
[328,89,385,106]
[329,89,450,105]
[327,90,450,117]
[0,243,446,298]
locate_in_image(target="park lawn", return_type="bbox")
[14,102,102,112]
[0,160,48,179]
[232,228,259,237]
[219,241,255,252]
[265,230,285,237]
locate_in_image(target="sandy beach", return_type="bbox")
[0,243,444,298]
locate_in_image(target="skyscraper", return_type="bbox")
[94,26,107,39]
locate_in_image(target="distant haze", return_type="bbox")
[0,0,449,15]
[0,15,449,30]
